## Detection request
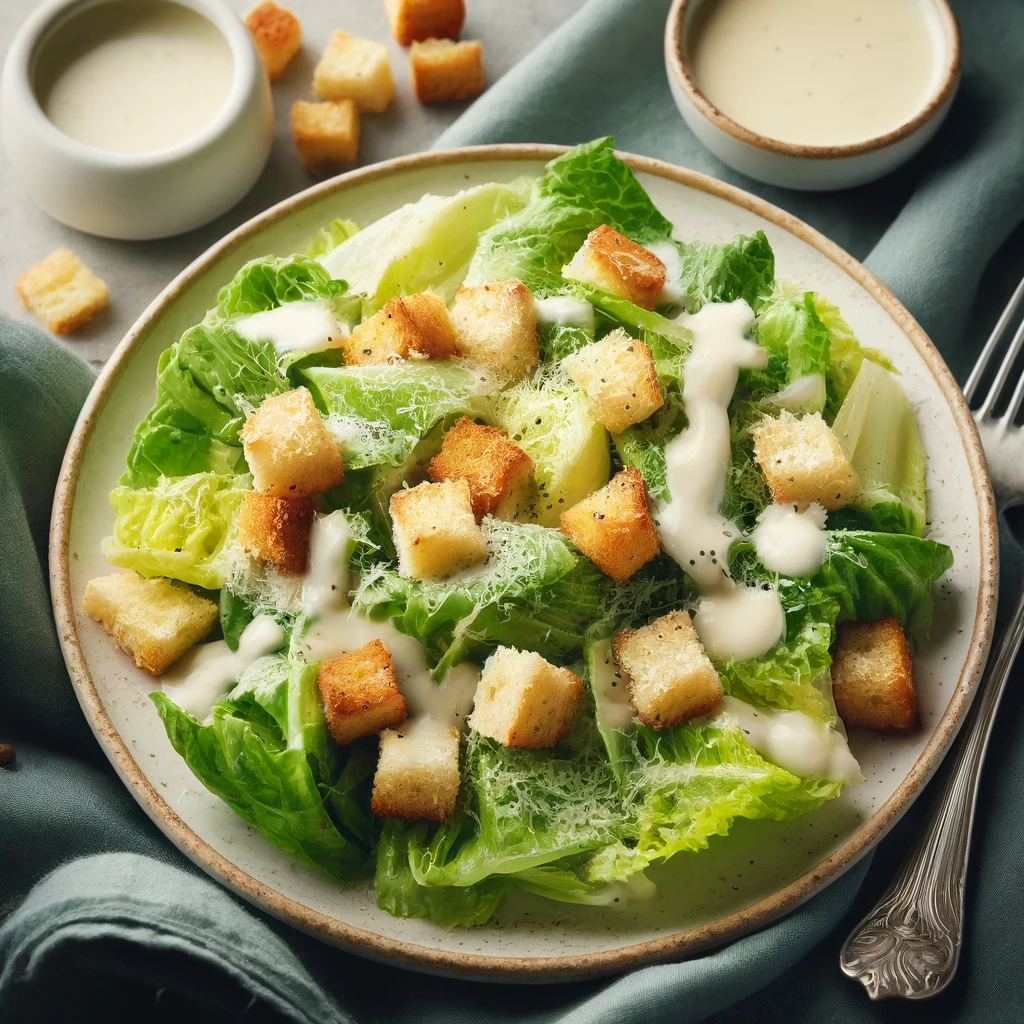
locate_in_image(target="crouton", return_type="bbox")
[562,226,666,311]
[82,574,218,675]
[237,492,315,576]
[313,30,395,113]
[343,292,457,366]
[16,249,109,335]
[428,417,534,518]
[469,647,583,749]
[389,479,488,579]
[833,618,918,732]
[244,1,301,81]
[751,410,860,510]
[385,0,465,45]
[372,723,461,821]
[290,99,360,176]
[240,387,344,496]
[562,329,663,433]
[613,610,722,729]
[450,279,538,383]
[318,639,408,745]
[409,39,485,105]
[560,468,660,583]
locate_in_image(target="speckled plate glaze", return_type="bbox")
[51,146,998,982]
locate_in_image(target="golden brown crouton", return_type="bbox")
[343,292,457,366]
[82,574,218,675]
[562,329,664,433]
[428,417,534,519]
[560,468,660,583]
[236,492,315,576]
[563,225,666,311]
[751,410,860,510]
[385,0,465,45]
[372,723,461,821]
[16,249,109,335]
[613,610,722,729]
[313,30,395,113]
[389,479,488,579]
[240,387,344,497]
[244,1,302,81]
[318,639,408,745]
[409,39,485,105]
[450,279,538,383]
[290,100,360,177]
[469,647,583,748]
[833,618,918,732]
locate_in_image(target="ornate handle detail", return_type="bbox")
[841,589,1024,999]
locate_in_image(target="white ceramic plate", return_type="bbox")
[51,146,997,981]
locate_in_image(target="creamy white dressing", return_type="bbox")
[36,0,234,155]
[751,502,828,578]
[235,301,347,354]
[770,372,826,413]
[657,299,784,661]
[688,0,940,147]
[590,638,636,731]
[645,239,688,308]
[717,696,862,783]
[160,615,285,722]
[301,511,353,617]
[533,296,596,334]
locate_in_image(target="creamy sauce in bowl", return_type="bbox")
[35,0,234,155]
[688,0,941,147]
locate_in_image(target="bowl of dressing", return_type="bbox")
[665,0,961,191]
[1,0,273,239]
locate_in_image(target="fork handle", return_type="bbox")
[839,588,1024,1000]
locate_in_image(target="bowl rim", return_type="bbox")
[50,143,998,982]
[664,0,962,161]
[3,0,261,168]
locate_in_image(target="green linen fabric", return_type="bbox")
[2,0,1024,1020]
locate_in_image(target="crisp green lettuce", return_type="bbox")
[467,138,673,296]
[216,255,350,319]
[674,231,775,314]
[104,472,249,588]
[305,218,360,259]
[153,656,372,878]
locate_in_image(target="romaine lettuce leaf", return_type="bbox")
[104,472,249,589]
[674,231,775,314]
[467,138,673,296]
[152,656,372,878]
[216,254,350,319]
[305,218,360,259]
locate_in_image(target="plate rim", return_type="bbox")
[49,143,999,982]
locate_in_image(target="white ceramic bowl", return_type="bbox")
[664,0,962,191]
[0,0,273,240]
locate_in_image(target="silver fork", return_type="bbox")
[839,275,1024,999]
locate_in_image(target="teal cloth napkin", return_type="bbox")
[3,0,1024,1019]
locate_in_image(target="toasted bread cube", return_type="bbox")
[409,39,485,105]
[428,417,534,519]
[560,468,660,583]
[372,724,461,821]
[751,410,860,510]
[450,279,539,383]
[241,387,344,496]
[16,249,109,335]
[389,479,488,579]
[343,292,457,366]
[469,647,583,749]
[563,226,666,311]
[290,99,360,176]
[318,640,408,745]
[833,618,918,732]
[82,574,217,675]
[613,610,722,729]
[385,0,465,45]
[244,1,301,81]
[562,329,663,434]
[313,30,395,113]
[237,492,315,576]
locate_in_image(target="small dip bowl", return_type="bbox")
[1,0,273,240]
[664,0,961,191]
